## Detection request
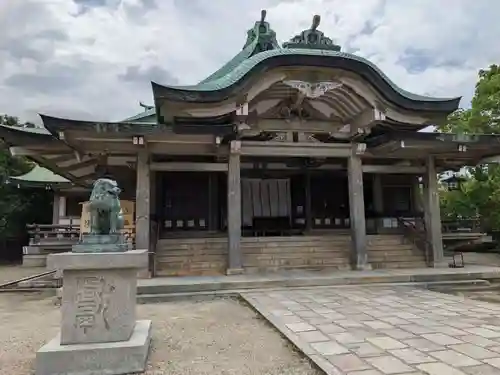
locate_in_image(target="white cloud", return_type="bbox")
[0,0,499,123]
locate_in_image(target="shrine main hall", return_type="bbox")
[4,12,499,276]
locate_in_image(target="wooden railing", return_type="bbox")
[27,221,136,246]
[441,219,482,233]
[27,221,80,245]
[396,217,431,266]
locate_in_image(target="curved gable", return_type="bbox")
[153,49,460,113]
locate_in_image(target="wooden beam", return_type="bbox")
[256,119,343,132]
[240,141,352,158]
[150,162,228,172]
[362,165,425,174]
[58,158,97,173]
[107,156,136,166]
[348,107,386,129]
[9,147,72,157]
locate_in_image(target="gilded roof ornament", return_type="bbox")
[283,15,341,51]
[283,80,343,98]
[243,9,279,54]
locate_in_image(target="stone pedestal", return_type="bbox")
[36,250,152,375]
[72,233,130,253]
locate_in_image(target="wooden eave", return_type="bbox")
[40,114,162,136]
[0,124,59,147]
[365,131,500,168]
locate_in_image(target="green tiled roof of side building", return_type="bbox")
[6,165,70,187]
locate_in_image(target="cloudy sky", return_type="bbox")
[0,0,498,124]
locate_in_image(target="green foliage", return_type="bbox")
[438,65,500,230]
[0,114,52,239]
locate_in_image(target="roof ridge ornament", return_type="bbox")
[283,79,343,98]
[243,9,280,54]
[283,15,341,51]
[139,102,153,111]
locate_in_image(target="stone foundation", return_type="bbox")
[36,320,151,375]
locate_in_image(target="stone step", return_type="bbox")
[241,236,351,243]
[371,261,428,269]
[243,247,350,254]
[368,249,418,256]
[243,258,350,267]
[136,278,494,301]
[369,256,425,263]
[426,280,492,291]
[156,256,227,266]
[367,243,414,250]
[241,241,350,249]
[367,239,407,246]
[157,244,227,251]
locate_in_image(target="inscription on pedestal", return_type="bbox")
[61,269,137,345]
[75,276,115,332]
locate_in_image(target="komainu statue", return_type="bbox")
[88,178,124,235]
[73,178,128,253]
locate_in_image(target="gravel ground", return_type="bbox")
[0,265,46,284]
[0,293,319,375]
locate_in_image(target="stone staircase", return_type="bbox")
[367,235,427,269]
[155,234,426,276]
[155,237,228,276]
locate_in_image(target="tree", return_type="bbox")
[438,65,500,230]
[0,115,52,239]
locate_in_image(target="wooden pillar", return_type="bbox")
[348,147,369,270]
[52,193,60,224]
[412,176,423,214]
[305,171,312,231]
[227,141,243,274]
[135,150,151,252]
[148,170,157,277]
[423,156,445,267]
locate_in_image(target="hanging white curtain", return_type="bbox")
[241,178,291,226]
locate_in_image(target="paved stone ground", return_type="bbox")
[242,286,500,375]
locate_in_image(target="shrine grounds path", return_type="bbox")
[242,286,500,375]
[0,292,318,375]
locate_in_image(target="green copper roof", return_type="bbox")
[0,123,51,135]
[152,48,461,112]
[6,165,70,187]
[121,107,156,122]
[155,49,456,102]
